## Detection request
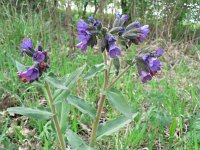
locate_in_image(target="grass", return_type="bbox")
[0,2,200,149]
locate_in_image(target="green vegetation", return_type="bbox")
[0,1,200,149]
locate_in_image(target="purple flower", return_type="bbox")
[76,19,97,53]
[148,58,161,72]
[20,38,34,57]
[20,38,33,50]
[17,66,39,83]
[88,16,94,22]
[77,30,91,44]
[140,71,152,83]
[108,36,117,45]
[76,20,91,52]
[156,48,164,57]
[18,38,50,83]
[109,45,121,58]
[33,51,45,63]
[138,25,150,42]
[102,35,121,58]
[76,42,87,53]
[137,48,164,83]
[77,20,89,32]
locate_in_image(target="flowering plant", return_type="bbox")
[7,13,163,149]
[75,13,163,147]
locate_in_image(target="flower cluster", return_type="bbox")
[75,13,162,83]
[76,14,150,59]
[110,13,150,46]
[17,38,49,83]
[122,21,150,45]
[76,18,101,53]
[136,48,164,83]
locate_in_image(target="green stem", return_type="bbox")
[89,54,131,147]
[106,65,131,90]
[45,82,66,150]
[107,59,113,81]
[89,50,109,146]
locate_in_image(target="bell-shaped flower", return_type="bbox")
[136,48,164,83]
[17,66,40,83]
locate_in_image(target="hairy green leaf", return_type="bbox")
[66,130,96,150]
[7,107,53,120]
[105,88,134,118]
[97,114,137,140]
[45,76,69,90]
[53,64,86,101]
[83,63,105,80]
[66,95,96,119]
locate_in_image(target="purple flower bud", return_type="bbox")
[109,45,121,58]
[121,15,128,21]
[20,38,33,50]
[33,51,45,63]
[17,66,39,83]
[88,16,94,22]
[125,21,141,31]
[93,20,101,28]
[142,53,150,62]
[115,12,121,19]
[122,22,150,46]
[108,35,117,45]
[119,27,125,33]
[133,21,141,28]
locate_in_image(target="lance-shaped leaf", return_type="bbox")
[65,64,86,89]
[56,101,70,132]
[66,130,96,150]
[96,114,138,140]
[83,63,105,80]
[45,76,69,90]
[105,88,134,119]
[15,60,26,72]
[66,95,96,119]
[7,107,53,120]
[53,64,86,101]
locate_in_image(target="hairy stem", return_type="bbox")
[45,82,66,150]
[106,65,131,90]
[89,50,109,146]
[107,59,113,81]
